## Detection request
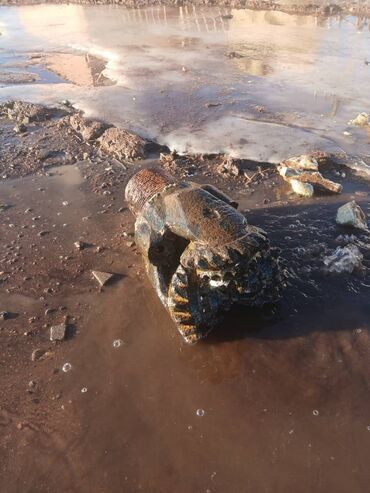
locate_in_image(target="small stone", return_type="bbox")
[336,201,368,231]
[0,311,9,321]
[14,123,27,134]
[31,348,45,361]
[290,179,314,197]
[348,112,369,127]
[50,323,67,341]
[126,241,135,248]
[323,244,363,274]
[74,241,86,250]
[92,270,114,287]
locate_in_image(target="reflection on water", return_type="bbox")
[0,4,369,161]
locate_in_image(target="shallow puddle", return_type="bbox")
[0,4,369,161]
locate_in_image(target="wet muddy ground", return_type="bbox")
[1,102,370,493]
[1,3,370,493]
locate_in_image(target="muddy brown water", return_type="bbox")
[1,163,370,493]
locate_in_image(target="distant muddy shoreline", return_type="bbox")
[1,0,370,18]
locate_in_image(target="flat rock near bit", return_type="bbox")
[92,270,114,287]
[50,323,67,341]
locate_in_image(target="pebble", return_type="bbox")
[50,323,67,341]
[74,241,87,250]
[31,348,45,361]
[0,311,9,321]
[92,270,114,287]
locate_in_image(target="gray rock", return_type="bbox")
[92,270,114,287]
[336,201,368,230]
[323,244,363,274]
[50,323,67,341]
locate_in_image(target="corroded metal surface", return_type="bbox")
[125,167,283,344]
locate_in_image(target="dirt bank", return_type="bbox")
[1,0,370,17]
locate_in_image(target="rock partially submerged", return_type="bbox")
[92,270,114,287]
[0,311,10,320]
[50,323,67,341]
[323,244,363,274]
[348,112,369,127]
[336,201,368,231]
[278,155,342,196]
[31,348,53,361]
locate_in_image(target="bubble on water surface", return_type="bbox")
[81,387,88,393]
[62,362,72,372]
[113,339,123,348]
[312,409,319,416]
[196,409,205,417]
[367,425,370,431]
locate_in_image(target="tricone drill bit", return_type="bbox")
[125,167,283,344]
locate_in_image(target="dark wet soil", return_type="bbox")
[1,102,370,493]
